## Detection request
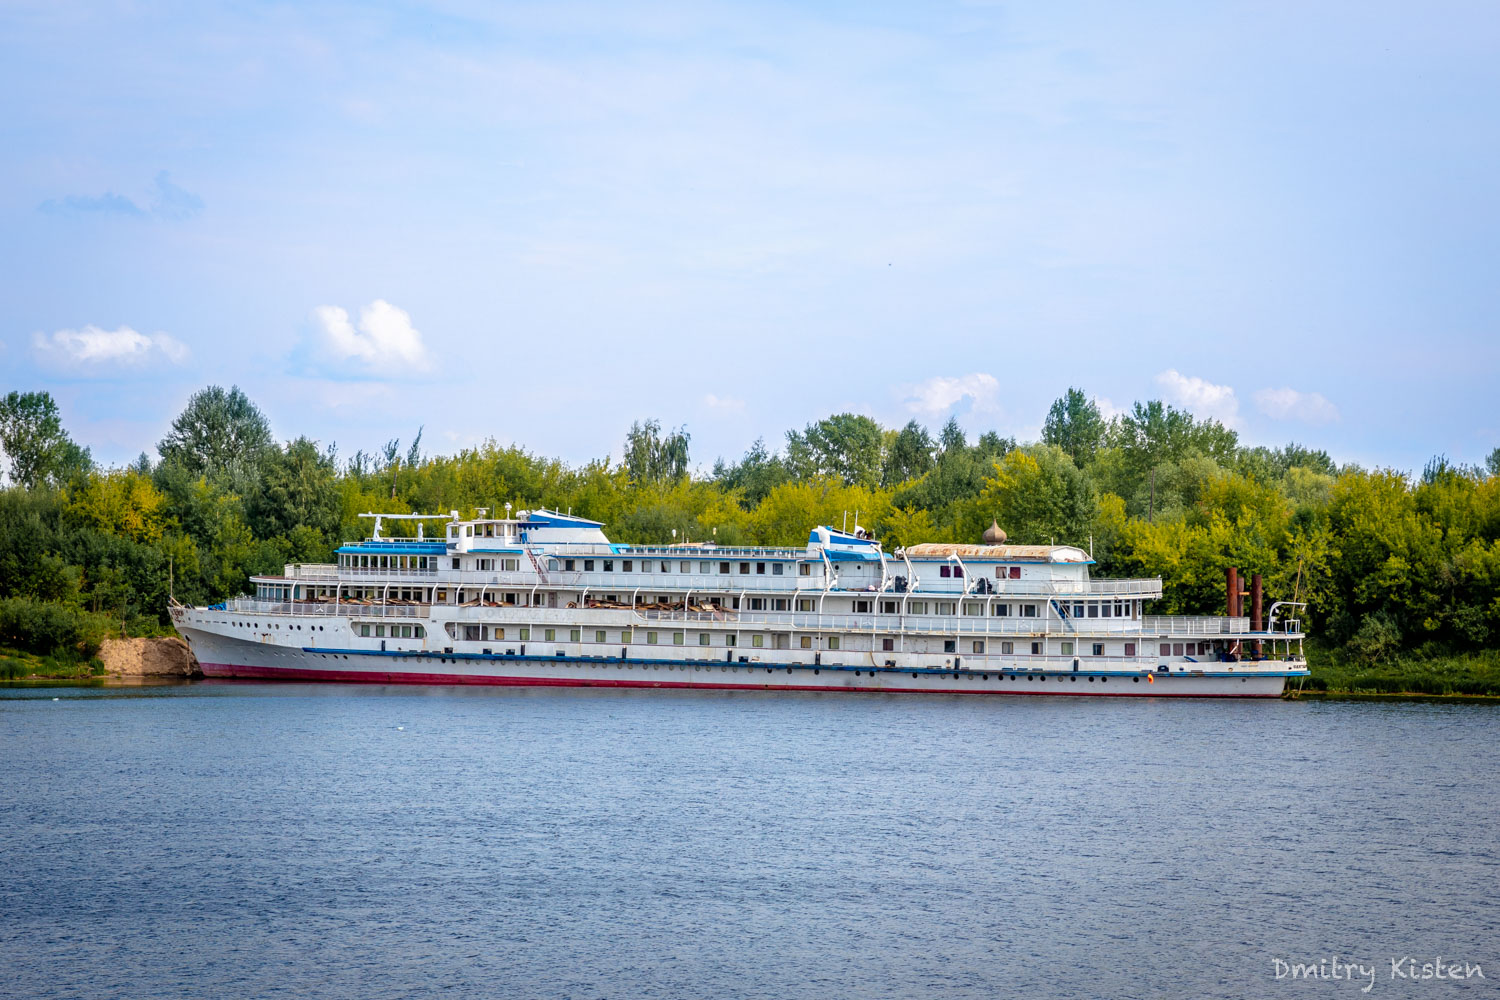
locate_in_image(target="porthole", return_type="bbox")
[1071,676,1077,682]
[1101,677,1107,684]
[1088,676,1094,682]
[1133,677,1140,683]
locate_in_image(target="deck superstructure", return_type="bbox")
[171,509,1308,696]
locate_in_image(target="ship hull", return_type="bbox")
[190,641,1295,698]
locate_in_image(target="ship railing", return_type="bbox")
[1141,616,1251,635]
[223,598,426,618]
[628,609,1270,637]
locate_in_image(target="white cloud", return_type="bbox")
[312,299,431,371]
[901,373,999,417]
[1253,387,1340,423]
[702,393,746,413]
[32,324,188,370]
[1093,394,1128,421]
[1154,369,1240,427]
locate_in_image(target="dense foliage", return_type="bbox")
[2,384,1498,670]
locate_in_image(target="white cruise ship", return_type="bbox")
[170,509,1309,697]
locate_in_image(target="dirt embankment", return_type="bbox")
[98,637,201,678]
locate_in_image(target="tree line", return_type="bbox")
[2,385,1498,668]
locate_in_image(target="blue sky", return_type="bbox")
[2,0,1497,475]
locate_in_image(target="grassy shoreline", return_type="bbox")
[1296,648,1500,700]
[0,646,103,681]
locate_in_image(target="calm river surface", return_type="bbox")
[1,684,1496,999]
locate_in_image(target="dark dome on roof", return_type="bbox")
[982,519,1007,545]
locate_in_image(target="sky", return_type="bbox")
[2,0,1497,476]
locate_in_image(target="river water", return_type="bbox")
[1,683,1495,999]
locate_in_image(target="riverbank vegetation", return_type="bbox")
[2,385,1498,693]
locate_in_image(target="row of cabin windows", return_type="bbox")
[1162,641,1213,656]
[879,638,1140,656]
[357,624,426,639]
[445,626,834,651]
[918,565,1033,580]
[550,558,798,576]
[341,554,435,570]
[1065,600,1134,619]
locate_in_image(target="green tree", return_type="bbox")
[785,413,884,486]
[250,437,342,544]
[978,445,1097,546]
[713,438,790,507]
[1042,388,1106,466]
[0,390,92,489]
[157,385,272,493]
[624,419,690,484]
[882,421,935,486]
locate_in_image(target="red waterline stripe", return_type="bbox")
[197,663,1281,698]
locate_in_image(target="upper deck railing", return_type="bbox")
[263,564,1163,599]
[214,599,1295,638]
